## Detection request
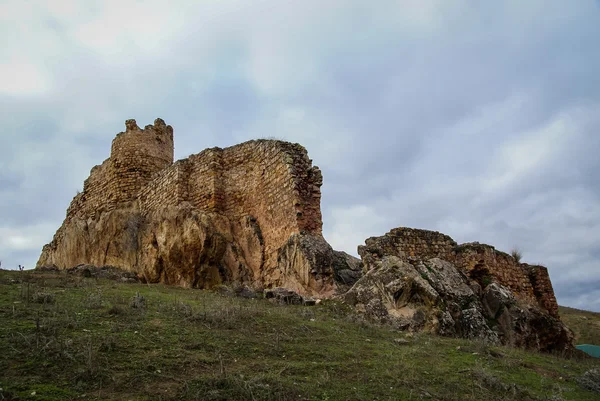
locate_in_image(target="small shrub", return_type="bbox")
[107,305,125,316]
[86,290,105,309]
[510,248,523,263]
[577,369,600,394]
[31,292,55,304]
[481,274,493,287]
[130,292,146,309]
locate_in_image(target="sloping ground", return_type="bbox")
[560,306,600,346]
[0,270,598,401]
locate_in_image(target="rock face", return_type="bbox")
[346,228,573,352]
[37,119,335,295]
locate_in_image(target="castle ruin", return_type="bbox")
[38,119,332,294]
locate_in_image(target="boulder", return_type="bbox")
[264,287,304,305]
[481,283,515,318]
[332,250,363,288]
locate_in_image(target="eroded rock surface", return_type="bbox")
[346,228,574,352]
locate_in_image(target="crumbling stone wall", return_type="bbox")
[134,137,324,268]
[218,140,323,262]
[453,243,536,302]
[44,119,323,274]
[359,227,560,317]
[358,227,457,265]
[524,264,560,317]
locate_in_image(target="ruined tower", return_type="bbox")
[109,118,174,204]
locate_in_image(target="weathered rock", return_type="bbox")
[273,233,336,296]
[456,308,499,343]
[236,286,259,299]
[332,250,363,288]
[577,369,600,394]
[66,264,140,282]
[344,256,498,341]
[264,287,304,305]
[302,297,317,306]
[500,304,574,352]
[346,227,575,351]
[482,283,515,318]
[415,258,475,308]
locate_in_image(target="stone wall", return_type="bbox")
[358,227,559,317]
[524,264,560,317]
[218,140,323,263]
[453,242,537,304]
[187,149,223,212]
[42,119,324,277]
[138,161,190,213]
[358,227,457,265]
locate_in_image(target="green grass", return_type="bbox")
[560,306,600,345]
[0,269,598,401]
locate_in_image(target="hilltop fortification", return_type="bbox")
[38,119,333,294]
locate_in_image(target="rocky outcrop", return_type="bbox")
[39,201,340,296]
[346,228,574,352]
[360,228,560,318]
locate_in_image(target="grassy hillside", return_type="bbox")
[0,270,598,401]
[559,306,600,345]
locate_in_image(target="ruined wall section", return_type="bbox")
[46,119,175,250]
[358,227,457,266]
[281,142,323,234]
[218,140,323,263]
[134,138,323,270]
[80,160,113,215]
[138,160,190,213]
[524,264,559,317]
[110,119,174,204]
[453,243,537,303]
[186,149,223,212]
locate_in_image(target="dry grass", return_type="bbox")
[560,306,600,345]
[0,269,598,401]
[511,247,523,263]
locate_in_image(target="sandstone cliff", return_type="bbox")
[38,119,338,295]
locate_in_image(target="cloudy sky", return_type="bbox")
[1,0,599,311]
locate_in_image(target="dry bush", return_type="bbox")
[130,292,146,309]
[577,369,600,394]
[510,248,523,263]
[31,292,55,304]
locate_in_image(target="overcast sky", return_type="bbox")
[1,1,599,311]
